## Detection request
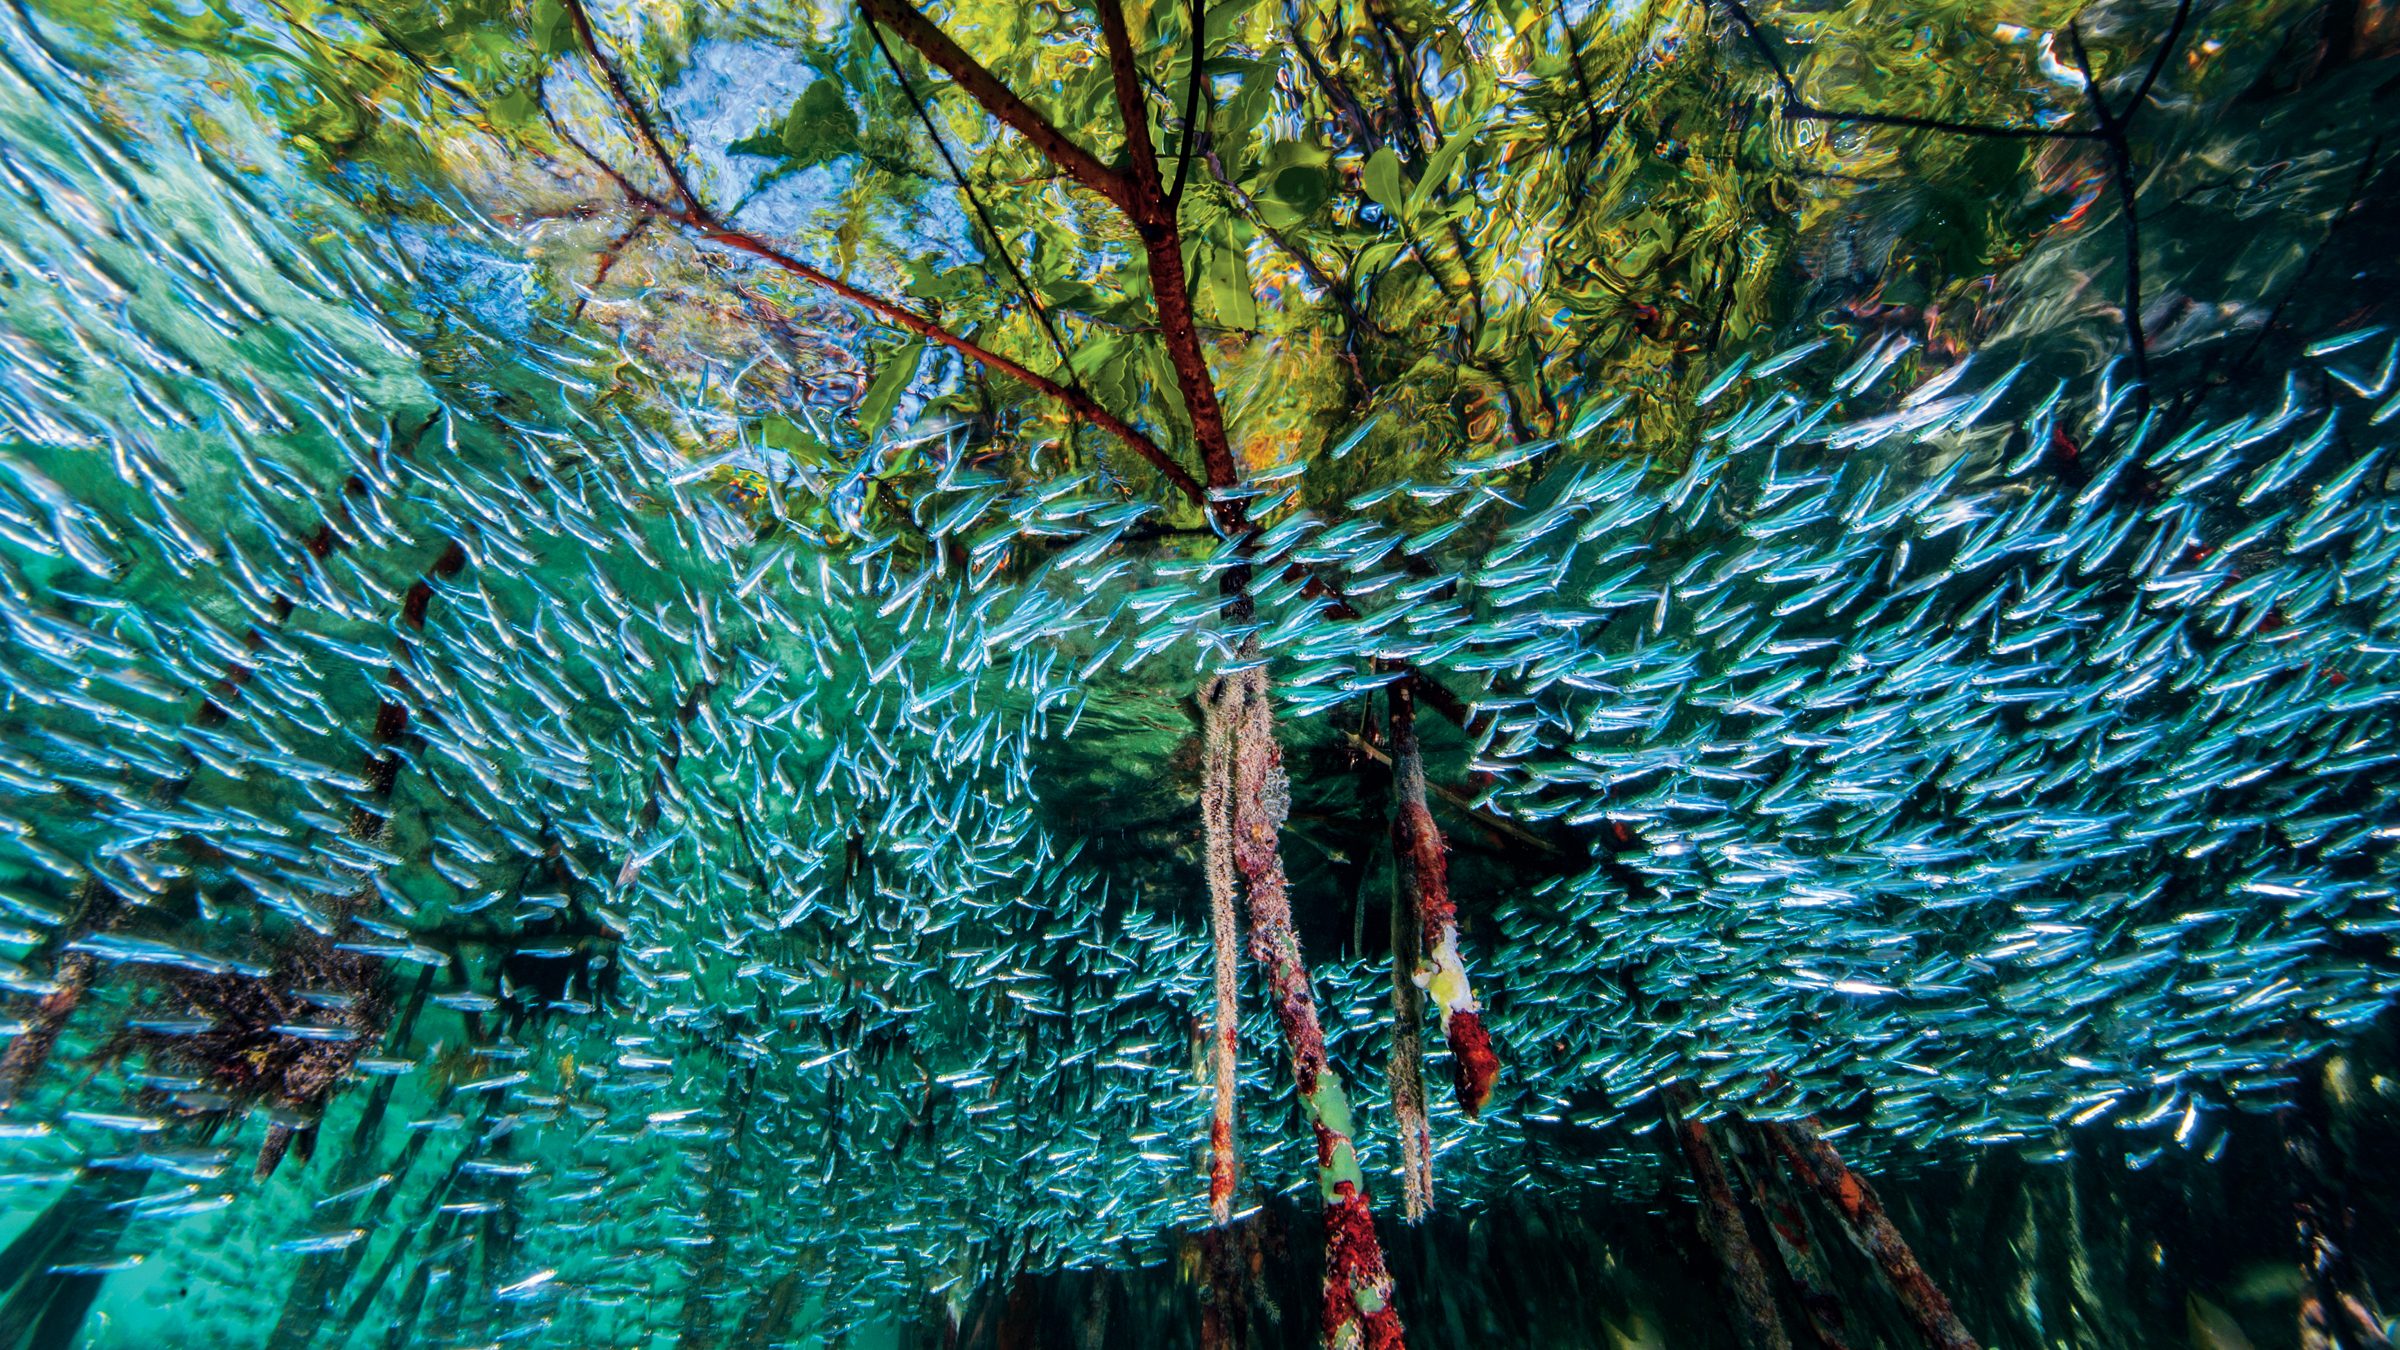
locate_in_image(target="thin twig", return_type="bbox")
[1365,0,1432,159]
[862,13,1080,377]
[1716,0,2101,141]
[2066,21,2152,396]
[548,0,1208,504]
[1197,139,1385,342]
[1339,730,1554,856]
[574,212,653,320]
[2120,0,2197,118]
[1168,0,1206,206]
[558,0,700,214]
[855,0,1135,211]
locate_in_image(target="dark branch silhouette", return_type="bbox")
[2066,21,2154,393]
[1717,0,2199,400]
[1167,0,1205,206]
[854,0,1135,211]
[861,15,1081,378]
[1716,0,2102,141]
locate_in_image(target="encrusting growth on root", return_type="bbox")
[1758,1116,1982,1350]
[1729,1121,1859,1350]
[0,883,113,1109]
[1665,1085,1794,1350]
[1216,667,1406,1350]
[1386,825,1433,1222]
[1388,682,1498,1119]
[2283,1065,2388,1350]
[1383,693,1431,1220]
[1198,678,1243,1224]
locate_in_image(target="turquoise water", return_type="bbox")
[0,0,2395,1344]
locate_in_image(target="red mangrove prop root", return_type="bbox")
[1759,1117,1982,1350]
[1215,667,1406,1350]
[1666,1086,1794,1350]
[1388,683,1497,1118]
[1198,677,1244,1224]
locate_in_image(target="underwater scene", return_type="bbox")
[0,0,2395,1344]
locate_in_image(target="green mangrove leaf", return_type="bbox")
[858,338,926,440]
[1363,146,1405,214]
[733,79,858,169]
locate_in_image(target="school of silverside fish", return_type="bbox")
[0,0,2395,1343]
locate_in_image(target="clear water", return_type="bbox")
[0,0,2395,1345]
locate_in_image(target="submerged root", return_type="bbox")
[1387,857,1432,1222]
[1198,675,1243,1224]
[114,934,389,1179]
[1384,689,1433,1221]
[1215,666,1407,1350]
[1665,1085,1793,1350]
[1388,683,1497,1119]
[1759,1115,1982,1350]
[0,883,124,1109]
